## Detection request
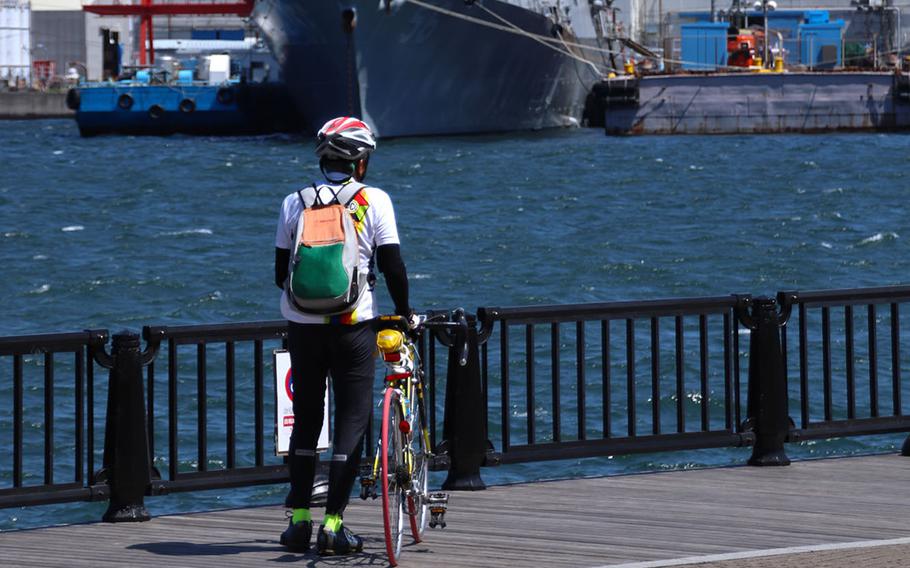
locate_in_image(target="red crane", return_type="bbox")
[82,0,255,66]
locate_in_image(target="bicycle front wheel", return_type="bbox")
[381,387,406,566]
[408,392,429,542]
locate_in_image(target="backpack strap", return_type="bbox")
[296,184,320,210]
[299,181,365,210]
[334,181,366,207]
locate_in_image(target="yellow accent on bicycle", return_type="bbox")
[376,329,404,353]
[365,315,435,567]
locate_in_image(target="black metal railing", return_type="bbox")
[476,295,753,465]
[140,321,291,495]
[783,286,910,440]
[0,330,108,508]
[3,285,910,518]
[139,321,454,494]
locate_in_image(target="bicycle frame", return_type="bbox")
[364,315,457,565]
[371,328,428,493]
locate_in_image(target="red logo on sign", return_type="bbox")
[283,415,294,427]
[285,368,294,401]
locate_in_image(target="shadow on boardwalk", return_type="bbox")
[3,454,910,568]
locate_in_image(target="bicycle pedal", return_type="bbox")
[359,465,378,500]
[427,492,448,529]
[359,482,378,500]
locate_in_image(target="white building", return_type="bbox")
[0,0,30,86]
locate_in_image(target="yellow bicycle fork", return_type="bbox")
[361,323,448,529]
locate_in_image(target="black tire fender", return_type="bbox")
[148,104,164,119]
[117,93,133,110]
[179,98,196,113]
[65,88,81,111]
[216,87,234,105]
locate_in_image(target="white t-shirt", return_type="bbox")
[275,181,400,324]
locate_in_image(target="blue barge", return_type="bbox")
[67,80,302,136]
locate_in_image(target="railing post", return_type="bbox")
[737,296,793,466]
[95,330,155,521]
[440,317,491,491]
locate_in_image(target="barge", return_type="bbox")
[596,71,910,135]
[589,7,910,135]
[66,54,302,137]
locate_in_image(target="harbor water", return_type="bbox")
[2,120,910,531]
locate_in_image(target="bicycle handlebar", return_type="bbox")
[372,309,470,367]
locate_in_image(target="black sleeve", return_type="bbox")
[376,244,410,316]
[275,247,290,290]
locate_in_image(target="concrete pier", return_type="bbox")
[2,453,909,567]
[0,92,74,119]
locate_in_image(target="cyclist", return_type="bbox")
[274,117,413,555]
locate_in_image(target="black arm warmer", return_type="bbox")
[376,244,410,316]
[275,247,290,290]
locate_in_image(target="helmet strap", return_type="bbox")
[354,156,369,182]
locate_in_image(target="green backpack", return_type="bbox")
[287,182,367,315]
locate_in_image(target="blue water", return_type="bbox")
[2,120,909,531]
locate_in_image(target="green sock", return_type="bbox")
[324,513,342,532]
[291,508,311,523]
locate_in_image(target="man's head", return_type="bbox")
[315,117,376,182]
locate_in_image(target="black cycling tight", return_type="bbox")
[284,321,376,515]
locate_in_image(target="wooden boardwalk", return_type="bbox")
[3,454,910,567]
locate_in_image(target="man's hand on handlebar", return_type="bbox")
[403,309,420,333]
[373,310,470,367]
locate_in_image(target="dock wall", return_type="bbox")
[603,72,910,134]
[0,92,74,119]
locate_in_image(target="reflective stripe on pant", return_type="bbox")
[285,321,376,515]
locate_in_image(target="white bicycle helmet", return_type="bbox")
[315,116,376,161]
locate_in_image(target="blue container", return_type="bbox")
[177,70,194,85]
[678,10,842,69]
[800,22,844,68]
[218,29,244,41]
[191,30,217,40]
[803,10,830,24]
[681,22,729,70]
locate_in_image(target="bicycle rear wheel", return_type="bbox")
[381,387,406,566]
[408,392,429,542]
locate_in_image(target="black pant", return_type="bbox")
[285,321,376,516]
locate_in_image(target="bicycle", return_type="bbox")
[359,310,469,566]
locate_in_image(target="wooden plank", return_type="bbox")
[1,454,910,567]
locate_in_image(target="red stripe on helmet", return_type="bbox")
[324,117,369,135]
[341,119,369,131]
[326,117,348,133]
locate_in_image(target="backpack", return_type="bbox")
[287,182,367,315]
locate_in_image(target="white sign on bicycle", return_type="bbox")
[274,349,330,455]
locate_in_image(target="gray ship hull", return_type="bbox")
[601,72,910,135]
[253,0,597,137]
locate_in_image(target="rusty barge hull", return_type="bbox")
[600,72,910,135]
